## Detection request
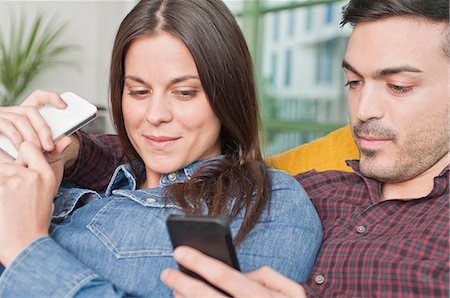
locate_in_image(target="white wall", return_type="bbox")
[0,0,135,133]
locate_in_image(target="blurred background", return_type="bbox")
[0,0,350,155]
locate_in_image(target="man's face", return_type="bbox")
[344,17,449,183]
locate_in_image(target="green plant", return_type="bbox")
[0,13,77,106]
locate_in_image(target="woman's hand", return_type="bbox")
[0,90,67,152]
[0,89,81,167]
[160,246,307,298]
[0,142,68,267]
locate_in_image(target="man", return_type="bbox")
[157,0,450,296]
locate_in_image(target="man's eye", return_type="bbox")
[344,80,362,89]
[388,84,413,93]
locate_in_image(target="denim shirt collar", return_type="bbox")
[105,155,224,196]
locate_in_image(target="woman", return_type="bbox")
[0,0,322,296]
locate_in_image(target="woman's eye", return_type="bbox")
[344,80,362,89]
[173,90,197,100]
[128,89,149,97]
[388,84,413,94]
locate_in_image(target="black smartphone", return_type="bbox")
[166,215,240,295]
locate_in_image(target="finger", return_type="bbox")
[173,290,187,298]
[45,136,72,164]
[246,267,307,298]
[160,268,225,298]
[0,107,46,146]
[172,246,266,297]
[21,90,67,109]
[0,107,53,151]
[0,116,24,149]
[55,136,72,154]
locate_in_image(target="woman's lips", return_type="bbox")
[144,135,181,149]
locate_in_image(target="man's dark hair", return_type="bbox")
[341,0,449,57]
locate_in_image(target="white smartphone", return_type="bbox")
[0,92,97,159]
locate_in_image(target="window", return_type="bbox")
[223,0,348,155]
[305,6,313,31]
[273,13,280,41]
[288,10,295,36]
[270,52,278,87]
[315,40,335,85]
[284,49,292,86]
[325,3,334,24]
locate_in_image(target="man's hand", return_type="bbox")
[160,246,307,298]
[0,142,61,267]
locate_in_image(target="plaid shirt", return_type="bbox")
[299,161,449,298]
[64,131,128,189]
[64,133,450,297]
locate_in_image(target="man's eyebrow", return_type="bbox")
[342,60,423,78]
[342,60,362,77]
[376,65,423,76]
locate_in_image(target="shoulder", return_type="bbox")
[263,169,322,235]
[268,168,303,191]
[295,169,362,199]
[266,168,311,206]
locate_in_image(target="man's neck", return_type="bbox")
[381,153,449,200]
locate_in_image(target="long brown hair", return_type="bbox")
[109,0,271,244]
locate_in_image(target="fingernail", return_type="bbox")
[46,139,54,150]
[173,247,188,260]
[160,269,169,281]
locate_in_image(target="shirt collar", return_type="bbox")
[346,160,449,202]
[105,155,224,195]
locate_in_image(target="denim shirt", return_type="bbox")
[0,158,322,297]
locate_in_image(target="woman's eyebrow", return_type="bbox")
[170,75,200,84]
[123,75,199,85]
[124,75,148,85]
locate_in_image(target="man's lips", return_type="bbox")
[357,134,391,150]
[358,135,390,142]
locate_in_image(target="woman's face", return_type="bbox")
[122,33,221,188]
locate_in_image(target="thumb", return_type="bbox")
[45,136,72,164]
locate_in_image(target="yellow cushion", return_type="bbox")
[267,125,359,175]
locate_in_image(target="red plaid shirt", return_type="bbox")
[64,132,450,297]
[299,162,449,298]
[64,131,129,189]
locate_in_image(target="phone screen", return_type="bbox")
[166,215,240,295]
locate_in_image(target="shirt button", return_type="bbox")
[59,209,69,217]
[146,198,156,204]
[168,173,177,181]
[356,225,366,233]
[314,274,325,285]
